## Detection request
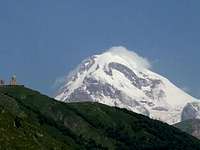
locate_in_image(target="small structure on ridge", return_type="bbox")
[10,75,17,85]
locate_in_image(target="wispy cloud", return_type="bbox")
[107,46,152,69]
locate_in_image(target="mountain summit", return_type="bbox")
[55,47,199,124]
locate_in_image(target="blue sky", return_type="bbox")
[0,0,200,98]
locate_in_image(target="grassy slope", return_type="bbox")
[0,93,72,150]
[174,119,200,139]
[0,85,200,150]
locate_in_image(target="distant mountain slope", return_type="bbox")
[55,47,199,124]
[1,85,200,150]
[174,119,200,139]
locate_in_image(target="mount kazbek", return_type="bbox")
[55,47,200,124]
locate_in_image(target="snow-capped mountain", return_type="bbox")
[55,46,199,124]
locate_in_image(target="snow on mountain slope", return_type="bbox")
[55,46,199,124]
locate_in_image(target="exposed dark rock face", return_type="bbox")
[107,62,144,89]
[68,56,96,82]
[181,102,200,121]
[152,106,168,111]
[78,56,96,73]
[105,62,166,100]
[68,87,93,102]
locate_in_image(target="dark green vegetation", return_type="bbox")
[174,119,200,139]
[0,85,200,150]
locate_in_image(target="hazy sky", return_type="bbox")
[0,0,200,98]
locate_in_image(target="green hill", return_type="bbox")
[174,119,200,140]
[0,85,200,150]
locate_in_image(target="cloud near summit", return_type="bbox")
[106,46,152,69]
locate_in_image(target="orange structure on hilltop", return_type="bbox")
[0,75,17,86]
